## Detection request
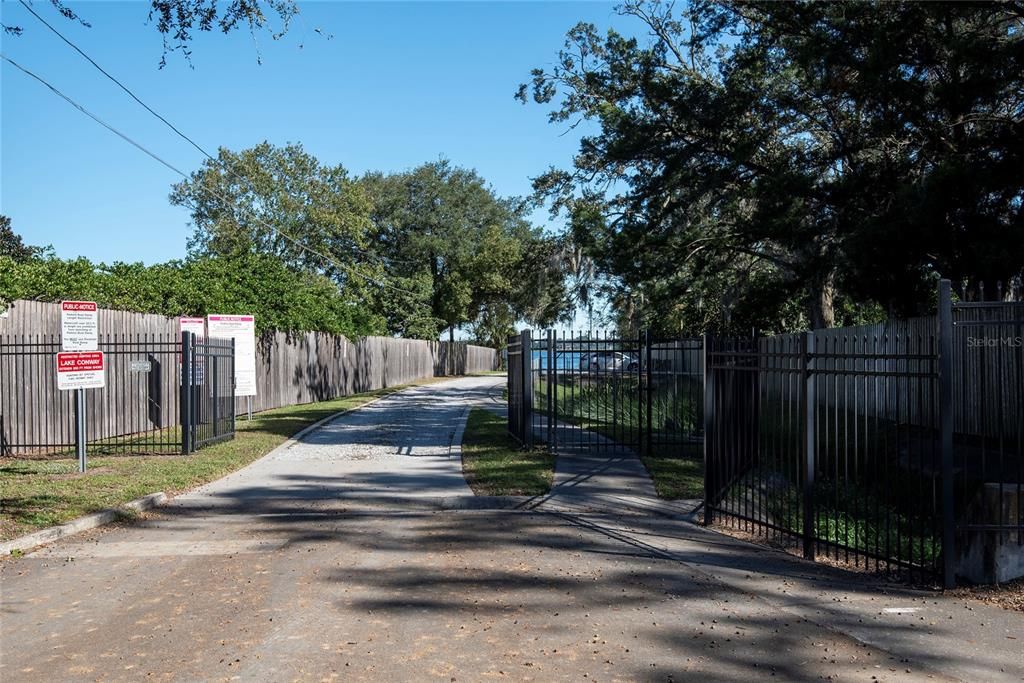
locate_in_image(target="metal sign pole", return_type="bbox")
[247,396,252,421]
[75,388,86,473]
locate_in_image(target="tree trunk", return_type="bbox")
[809,270,837,330]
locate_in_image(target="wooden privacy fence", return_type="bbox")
[0,300,498,455]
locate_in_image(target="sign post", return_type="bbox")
[207,314,257,419]
[60,301,99,472]
[75,390,86,473]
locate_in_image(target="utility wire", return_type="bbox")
[18,0,213,160]
[17,0,419,266]
[1,52,425,300]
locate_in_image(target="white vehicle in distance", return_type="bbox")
[579,351,639,373]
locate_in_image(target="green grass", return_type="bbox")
[640,454,705,500]
[723,469,942,568]
[0,378,445,542]
[530,377,705,500]
[461,408,555,496]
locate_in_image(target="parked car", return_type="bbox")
[579,351,639,372]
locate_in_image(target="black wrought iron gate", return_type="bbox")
[506,330,704,457]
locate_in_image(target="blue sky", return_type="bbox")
[1,0,626,265]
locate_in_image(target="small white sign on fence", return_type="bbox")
[61,301,98,351]
[56,351,105,390]
[207,314,257,397]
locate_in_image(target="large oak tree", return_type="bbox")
[521,0,1024,334]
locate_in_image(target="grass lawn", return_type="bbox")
[460,408,555,496]
[640,455,704,500]
[0,378,447,542]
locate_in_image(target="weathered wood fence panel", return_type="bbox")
[1,300,498,453]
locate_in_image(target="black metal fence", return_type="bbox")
[506,331,530,447]
[506,279,1022,587]
[0,332,235,458]
[704,324,946,583]
[506,330,704,459]
[181,334,236,453]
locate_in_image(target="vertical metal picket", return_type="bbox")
[522,330,533,448]
[644,329,653,457]
[703,333,714,526]
[938,279,956,588]
[802,331,816,561]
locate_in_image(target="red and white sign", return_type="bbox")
[61,301,98,351]
[56,351,105,390]
[208,314,257,397]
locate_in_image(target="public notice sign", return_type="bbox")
[56,351,105,390]
[207,314,257,397]
[61,301,98,351]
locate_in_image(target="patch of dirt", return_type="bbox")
[949,577,1024,613]
[710,521,1024,609]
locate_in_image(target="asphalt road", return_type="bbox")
[1,376,1021,682]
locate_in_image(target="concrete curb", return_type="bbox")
[0,492,168,556]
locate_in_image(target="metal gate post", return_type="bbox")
[802,331,816,561]
[703,333,714,526]
[637,329,645,454]
[212,341,220,440]
[546,329,554,448]
[551,329,558,453]
[938,279,956,588]
[230,338,236,437]
[75,388,87,473]
[522,330,533,448]
[180,331,193,455]
[645,329,653,457]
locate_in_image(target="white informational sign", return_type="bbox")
[207,314,257,397]
[61,301,98,351]
[56,351,105,390]
[179,316,205,339]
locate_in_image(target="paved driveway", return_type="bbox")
[1,376,1021,682]
[175,375,501,512]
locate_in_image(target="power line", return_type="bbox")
[18,0,213,160]
[17,0,420,266]
[0,52,424,300]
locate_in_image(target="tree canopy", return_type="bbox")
[170,145,570,344]
[0,248,384,338]
[361,160,568,345]
[520,0,1024,335]
[4,0,305,67]
[0,215,40,262]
